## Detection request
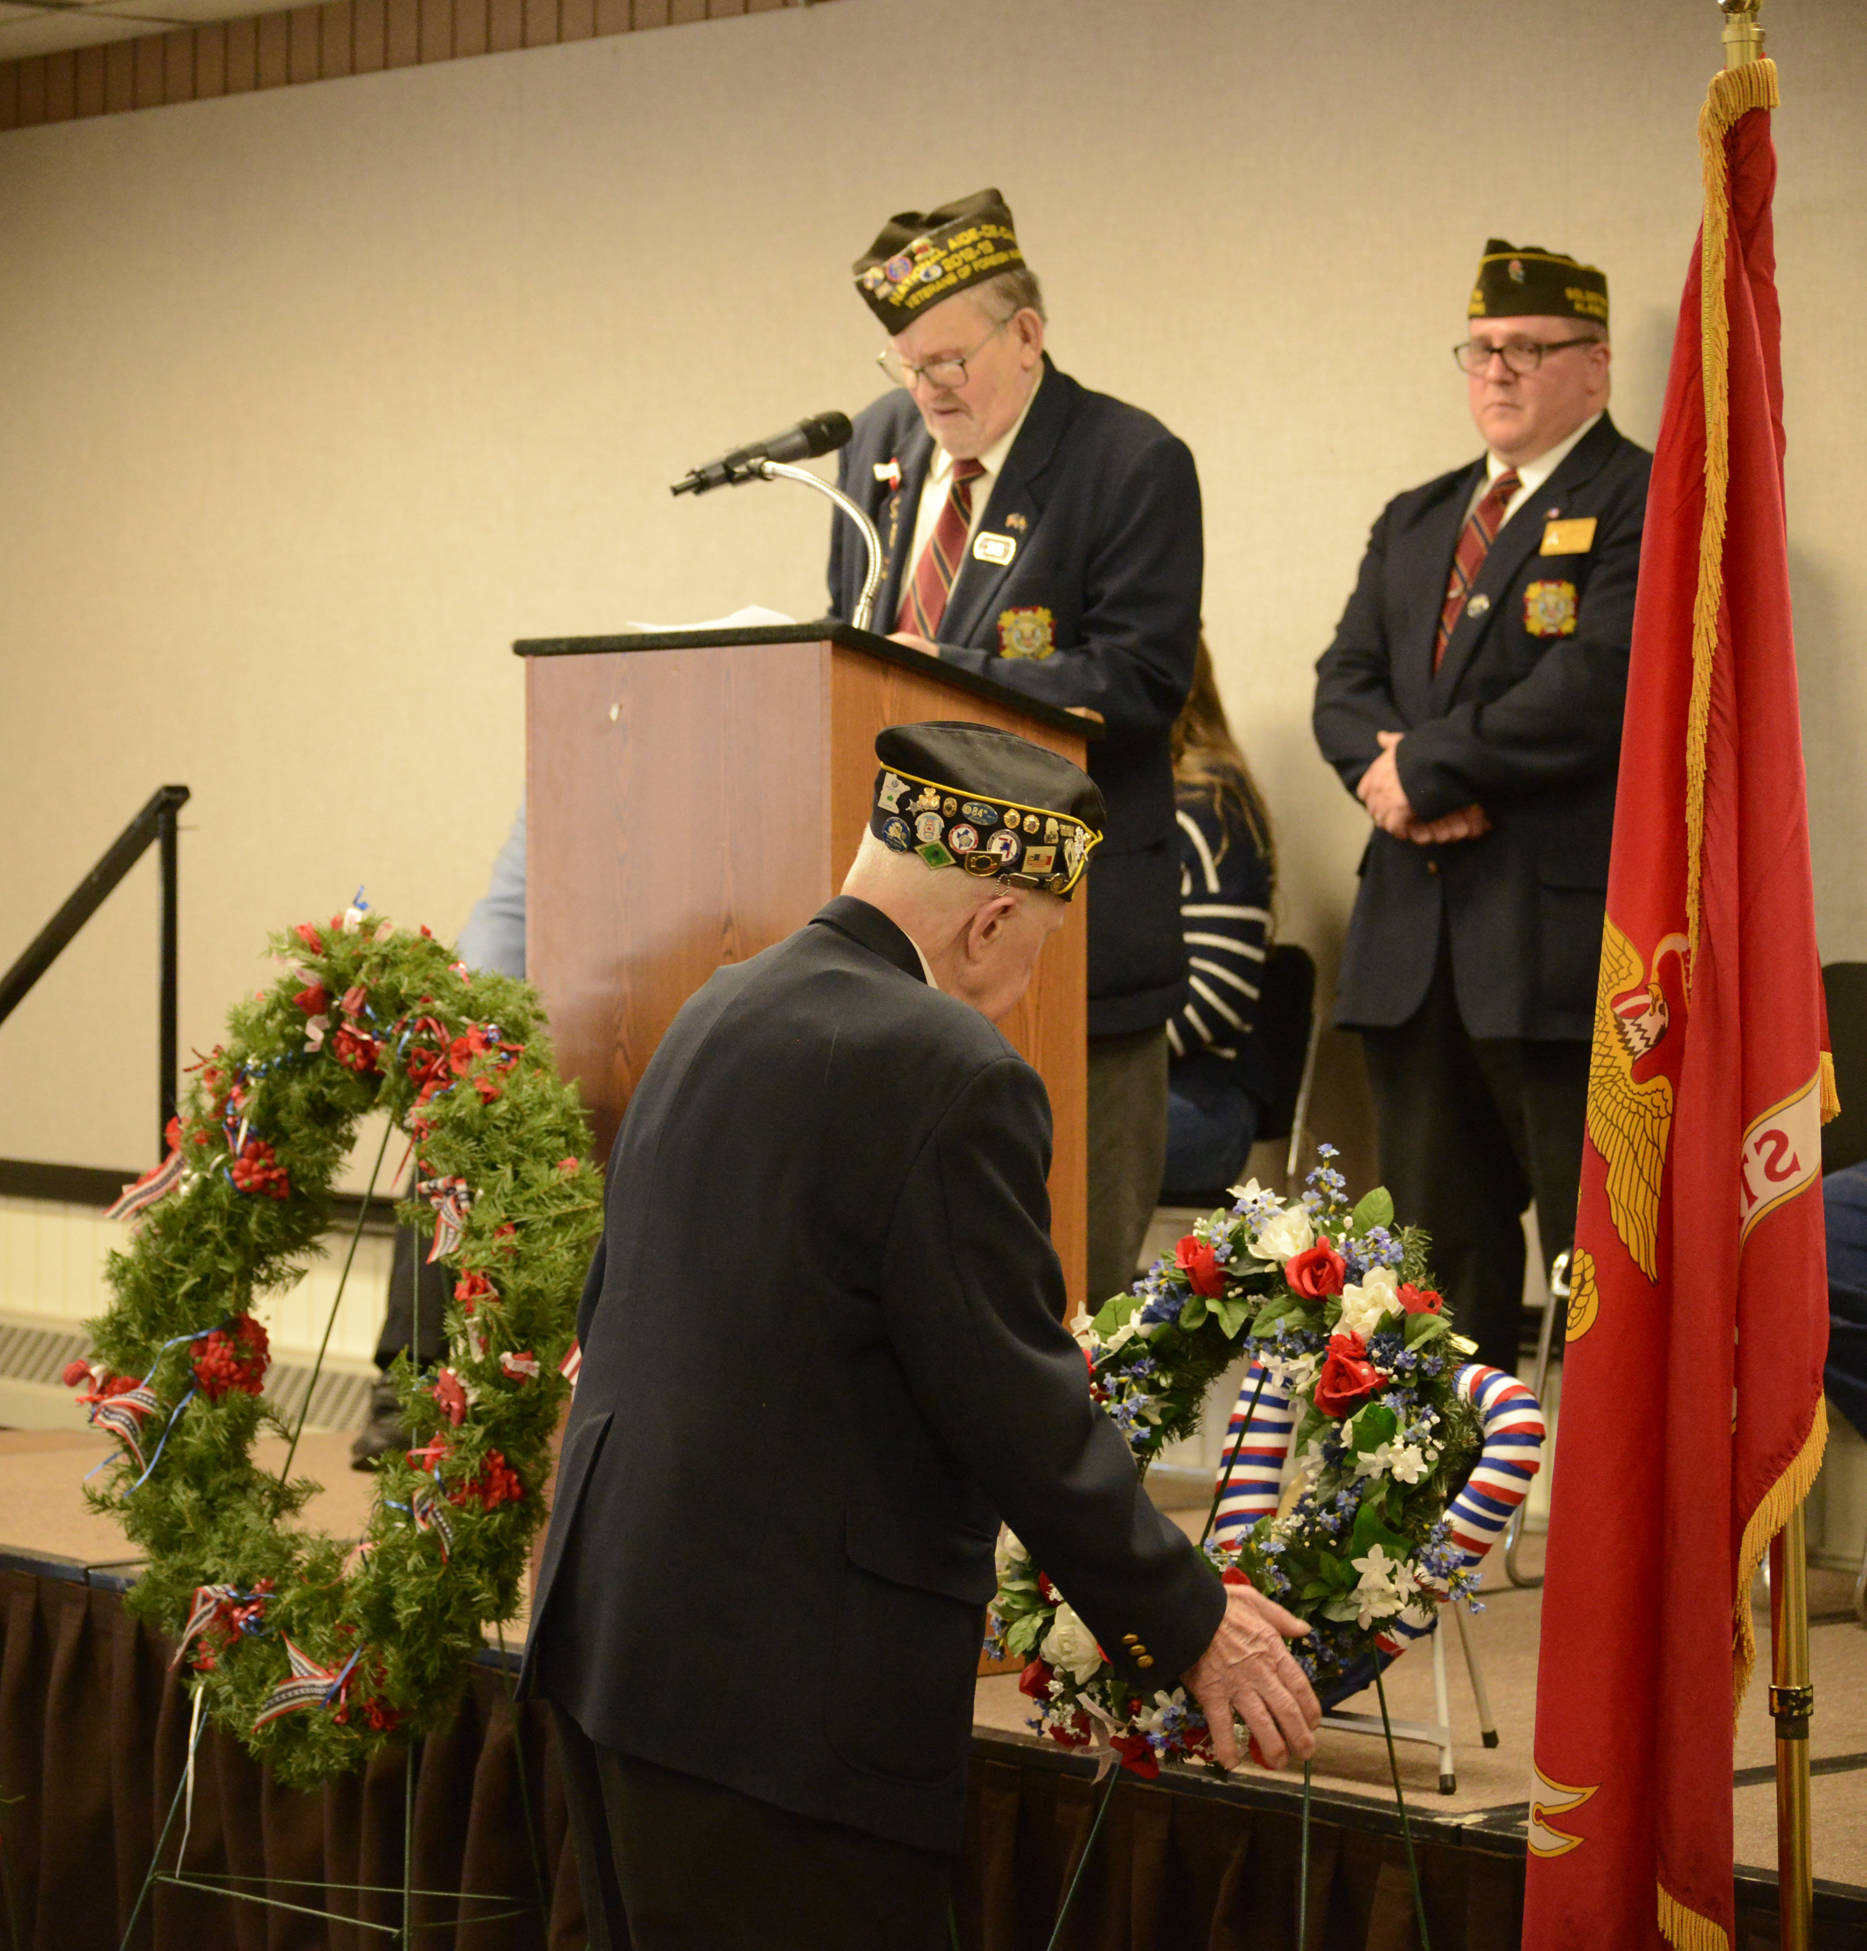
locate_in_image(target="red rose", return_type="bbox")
[1112,1731,1161,1780]
[1017,1659,1055,1701]
[294,923,325,955]
[430,1369,469,1427]
[1313,1330,1381,1418]
[1222,1566,1253,1589]
[1285,1237,1347,1299]
[164,1116,185,1153]
[293,982,330,1017]
[1175,1234,1226,1298]
[1046,1710,1093,1750]
[1399,1283,1443,1315]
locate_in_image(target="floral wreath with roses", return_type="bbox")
[67,901,602,1788]
[988,1149,1485,1780]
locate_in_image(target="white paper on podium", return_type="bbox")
[623,604,795,633]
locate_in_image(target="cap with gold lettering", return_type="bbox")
[1469,238,1609,329]
[853,188,1026,328]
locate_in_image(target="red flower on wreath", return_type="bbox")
[293,982,330,1017]
[1174,1234,1226,1298]
[1045,1708,1094,1750]
[1285,1237,1347,1299]
[1111,1730,1160,1780]
[193,1315,271,1399]
[1398,1282,1443,1316]
[331,1024,378,1074]
[1018,1658,1055,1702]
[1313,1330,1381,1418]
[430,1368,469,1427]
[294,923,325,956]
[230,1137,290,1198]
[451,1449,522,1511]
[455,1271,497,1312]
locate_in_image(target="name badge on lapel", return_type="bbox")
[1540,517,1597,556]
[972,531,1017,566]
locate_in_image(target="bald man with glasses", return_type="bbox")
[1312,239,1652,1378]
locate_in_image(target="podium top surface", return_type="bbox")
[513,618,1097,740]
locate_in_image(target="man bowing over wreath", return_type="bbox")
[521,724,1319,1950]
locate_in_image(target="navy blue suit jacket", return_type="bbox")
[1313,414,1651,1041]
[828,360,1202,1036]
[518,898,1223,1851]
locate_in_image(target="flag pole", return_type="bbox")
[1711,8,1814,1944]
[1770,1506,1814,1951]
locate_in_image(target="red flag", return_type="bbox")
[1523,58,1831,1951]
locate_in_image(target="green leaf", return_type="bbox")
[1179,1293,1208,1332]
[1091,1292,1139,1338]
[1212,1295,1251,1339]
[1403,1309,1449,1347]
[1290,1404,1329,1459]
[1350,1403,1398,1453]
[1350,1186,1395,1234]
[1250,1293,1311,1338]
[1003,1612,1046,1658]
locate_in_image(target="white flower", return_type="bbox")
[1388,1443,1430,1485]
[1041,1603,1105,1685]
[1350,1543,1414,1627]
[1335,1267,1399,1339]
[995,1528,1031,1585]
[1248,1204,1314,1262]
[1134,1687,1190,1733]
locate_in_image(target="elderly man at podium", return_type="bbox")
[827,189,1202,1312]
[521,723,1318,1951]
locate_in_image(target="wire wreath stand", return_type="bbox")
[113,1135,555,1950]
[1041,1369,1437,1951]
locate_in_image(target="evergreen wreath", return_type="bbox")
[989,1150,1485,1778]
[67,901,602,1788]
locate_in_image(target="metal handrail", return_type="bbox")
[0,785,190,1155]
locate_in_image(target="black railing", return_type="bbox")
[0,785,190,1157]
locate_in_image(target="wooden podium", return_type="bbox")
[517,621,1095,1311]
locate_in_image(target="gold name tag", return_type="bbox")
[972,531,1017,566]
[1540,517,1597,556]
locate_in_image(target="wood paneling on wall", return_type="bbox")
[0,0,809,132]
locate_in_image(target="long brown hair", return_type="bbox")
[1170,634,1276,887]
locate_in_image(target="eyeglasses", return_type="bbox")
[1453,336,1599,377]
[877,319,1009,392]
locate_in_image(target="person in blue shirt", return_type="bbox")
[1161,640,1277,1198]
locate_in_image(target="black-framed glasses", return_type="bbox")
[1453,336,1600,377]
[877,319,1009,392]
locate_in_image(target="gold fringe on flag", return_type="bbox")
[1732,1397,1827,1726]
[1821,1047,1841,1123]
[1659,1881,1732,1951]
[1684,56,1780,987]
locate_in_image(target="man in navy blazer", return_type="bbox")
[827,189,1202,1310]
[520,724,1319,1949]
[1313,241,1652,1375]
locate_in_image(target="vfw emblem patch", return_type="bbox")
[1524,579,1579,637]
[997,606,1056,660]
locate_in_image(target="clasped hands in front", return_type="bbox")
[1356,730,1491,846]
[1181,1582,1323,1772]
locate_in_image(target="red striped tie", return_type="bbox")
[1434,467,1520,669]
[897,458,986,638]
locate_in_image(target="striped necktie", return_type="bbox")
[897,458,987,639]
[1434,467,1521,669]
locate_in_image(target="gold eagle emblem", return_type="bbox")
[1585,918,1688,1282]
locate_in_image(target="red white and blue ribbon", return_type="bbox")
[559,1340,581,1388]
[171,1583,242,1670]
[253,1637,357,1727]
[90,1384,162,1476]
[105,1150,188,1224]
[418,1175,472,1264]
[410,1483,455,1561]
[1211,1359,1547,1651]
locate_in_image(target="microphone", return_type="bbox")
[670,411,853,496]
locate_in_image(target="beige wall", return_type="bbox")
[2,0,1862,1182]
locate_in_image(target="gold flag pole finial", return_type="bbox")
[1720,0,1765,67]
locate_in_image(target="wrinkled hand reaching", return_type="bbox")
[1355,731,1413,836]
[1181,1582,1322,1771]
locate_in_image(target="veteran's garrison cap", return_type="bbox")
[870,721,1104,898]
[853,188,1026,328]
[1469,239,1609,328]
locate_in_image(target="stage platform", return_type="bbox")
[1,1425,1864,1947]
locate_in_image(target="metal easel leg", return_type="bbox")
[1452,1601,1498,1749]
[1505,1249,1567,1589]
[1430,1623,1456,1795]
